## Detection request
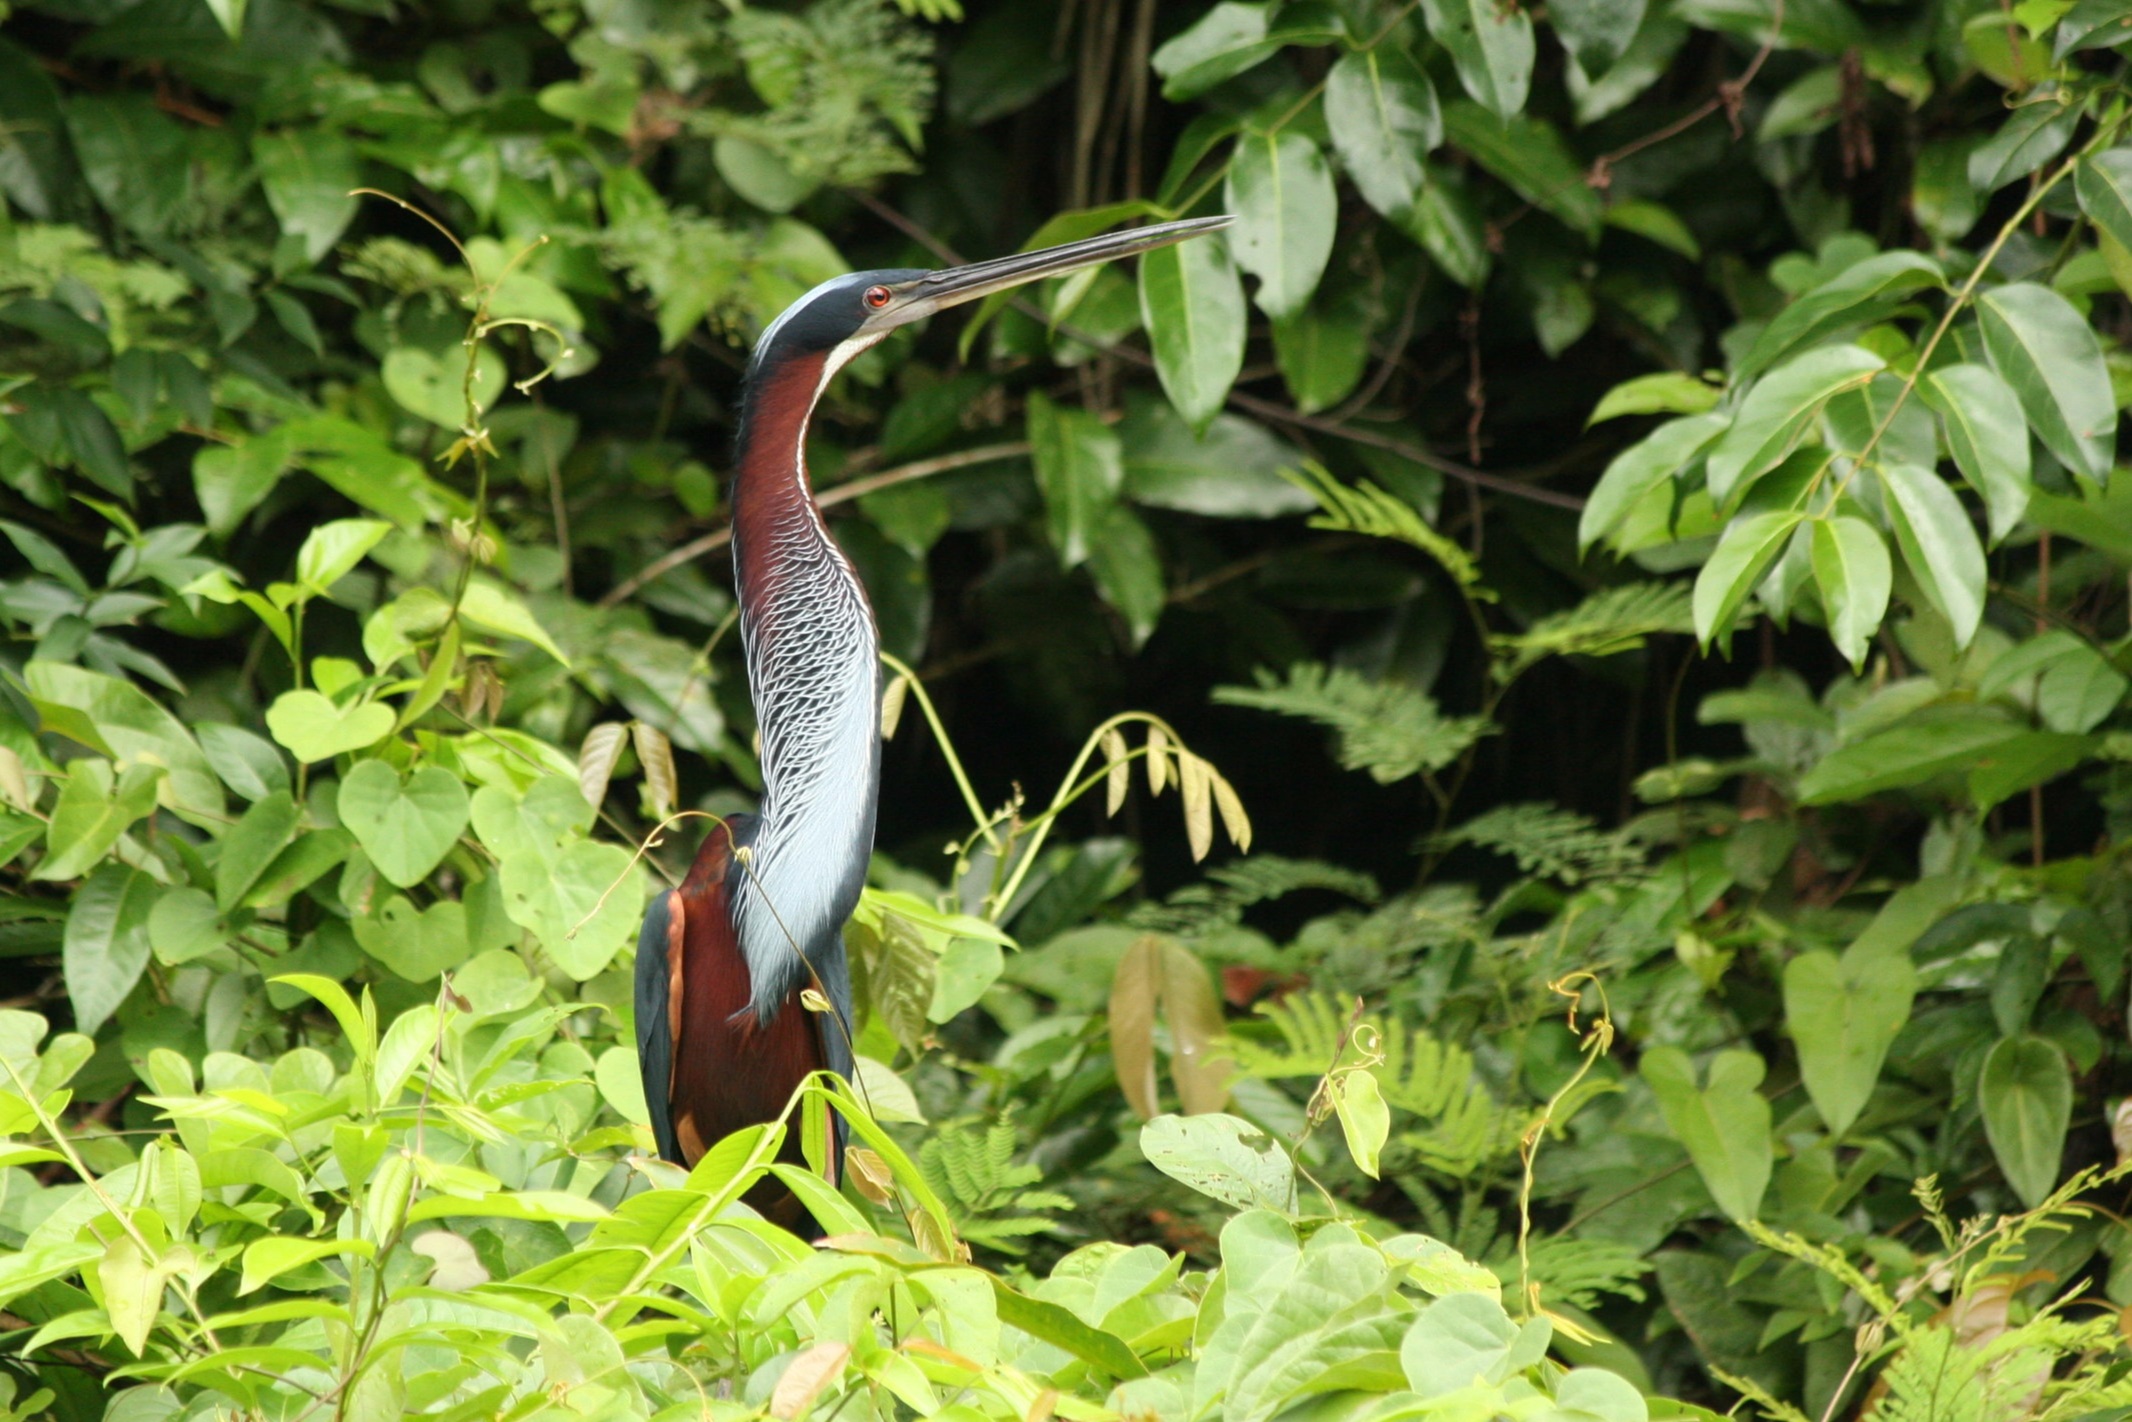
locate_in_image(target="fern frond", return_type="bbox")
[1214,664,1495,784]
[1283,462,1491,596]
[1492,582,1694,677]
[1223,991,1353,1079]
[1130,854,1380,936]
[1429,803,1646,885]
[1509,1235,1651,1312]
[916,1114,1072,1257]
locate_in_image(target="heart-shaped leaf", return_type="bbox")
[264,690,394,764]
[498,839,640,980]
[353,895,471,983]
[1783,944,1914,1139]
[381,345,506,430]
[337,760,470,888]
[470,776,593,868]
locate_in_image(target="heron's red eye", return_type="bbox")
[863,285,893,309]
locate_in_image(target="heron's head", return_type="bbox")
[748,215,1233,382]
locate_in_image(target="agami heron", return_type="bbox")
[633,216,1234,1221]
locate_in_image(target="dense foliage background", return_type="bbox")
[3,0,2132,1415]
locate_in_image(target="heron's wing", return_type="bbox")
[633,887,686,1164]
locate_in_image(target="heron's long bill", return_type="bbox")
[911,215,1233,310]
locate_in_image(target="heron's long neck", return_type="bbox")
[725,351,878,1033]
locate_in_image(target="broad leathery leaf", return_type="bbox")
[1441,102,1600,238]
[99,1235,173,1356]
[1735,251,1943,380]
[576,722,627,808]
[1402,1292,1547,1397]
[1140,236,1246,433]
[1421,0,1533,117]
[1783,946,1913,1139]
[2077,148,2132,253]
[1795,705,2028,805]
[1224,131,1335,319]
[1403,166,1490,287]
[1139,1112,1296,1211]
[252,129,360,266]
[1978,282,2116,481]
[1026,392,1125,569]
[352,895,469,982]
[1978,630,2130,734]
[1641,1046,1772,1223]
[1110,935,1161,1119]
[1150,3,1278,101]
[1272,294,1372,414]
[1968,731,2096,812]
[1809,516,1891,672]
[1978,1035,2071,1208]
[1087,504,1166,648]
[1918,363,2031,543]
[1551,0,1645,72]
[337,760,470,889]
[1704,345,1882,508]
[1579,412,1729,552]
[1587,372,1722,426]
[1880,463,1986,649]
[64,863,157,1036]
[214,790,302,911]
[1332,1068,1390,1177]
[1324,47,1440,219]
[1968,99,2076,194]
[1692,511,1804,648]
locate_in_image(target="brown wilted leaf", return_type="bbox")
[770,1341,850,1420]
[1178,750,1213,861]
[1146,725,1170,795]
[1211,765,1252,852]
[577,722,628,809]
[880,674,910,741]
[632,721,677,819]
[847,1147,894,1205]
[1158,937,1231,1115]
[1101,726,1129,815]
[1110,935,1162,1120]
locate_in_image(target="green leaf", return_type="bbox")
[1796,705,2028,804]
[2076,148,2132,253]
[1604,198,1701,258]
[1808,516,1891,671]
[1588,373,1724,426]
[1640,1047,1772,1223]
[1977,282,2116,482]
[26,661,223,826]
[1978,1035,2071,1208]
[1421,0,1534,117]
[1551,0,1645,72]
[48,388,131,497]
[1880,463,1987,649]
[1692,510,1803,647]
[353,895,471,983]
[239,1236,375,1295]
[989,1280,1150,1378]
[1332,1068,1390,1178]
[1150,3,1277,100]
[1402,1292,1546,1396]
[337,760,470,889]
[1324,46,1440,220]
[1968,731,2095,811]
[1138,235,1246,433]
[1735,251,1942,380]
[1402,166,1490,287]
[65,95,186,238]
[1442,102,1600,238]
[1139,1113,1297,1212]
[457,579,572,666]
[1918,363,2031,543]
[1783,944,1914,1139]
[1026,391,1125,569]
[214,791,302,911]
[927,936,1005,1023]
[148,887,233,965]
[252,129,360,267]
[35,760,162,882]
[1705,345,1882,508]
[1121,403,1310,516]
[295,518,391,595]
[1968,99,2076,194]
[64,863,157,1035]
[1271,295,1372,415]
[264,690,394,764]
[1087,505,1166,649]
[381,345,506,431]
[1579,412,1729,552]
[498,839,640,980]
[1224,131,1336,319]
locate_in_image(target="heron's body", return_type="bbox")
[634,214,1231,1230]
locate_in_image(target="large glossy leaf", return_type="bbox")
[1977,282,2116,481]
[1880,462,1986,648]
[1967,99,2076,194]
[1796,705,2028,804]
[1551,0,1646,72]
[1441,102,1600,238]
[1735,251,1942,380]
[2076,148,2132,252]
[63,863,156,1035]
[1809,515,1891,671]
[1026,391,1125,569]
[1119,401,1310,516]
[1918,363,2031,543]
[1692,510,1803,647]
[1324,47,1439,219]
[1641,1047,1772,1223]
[1579,412,1729,552]
[1138,235,1247,432]
[1421,0,1533,117]
[1978,1035,2070,1208]
[26,661,223,826]
[1272,293,1372,414]
[1223,131,1337,318]
[1087,506,1166,649]
[1149,2,1344,101]
[252,129,360,266]
[1704,345,1881,508]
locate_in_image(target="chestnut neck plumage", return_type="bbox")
[723,345,877,1069]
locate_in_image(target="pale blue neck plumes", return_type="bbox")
[725,344,879,1055]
